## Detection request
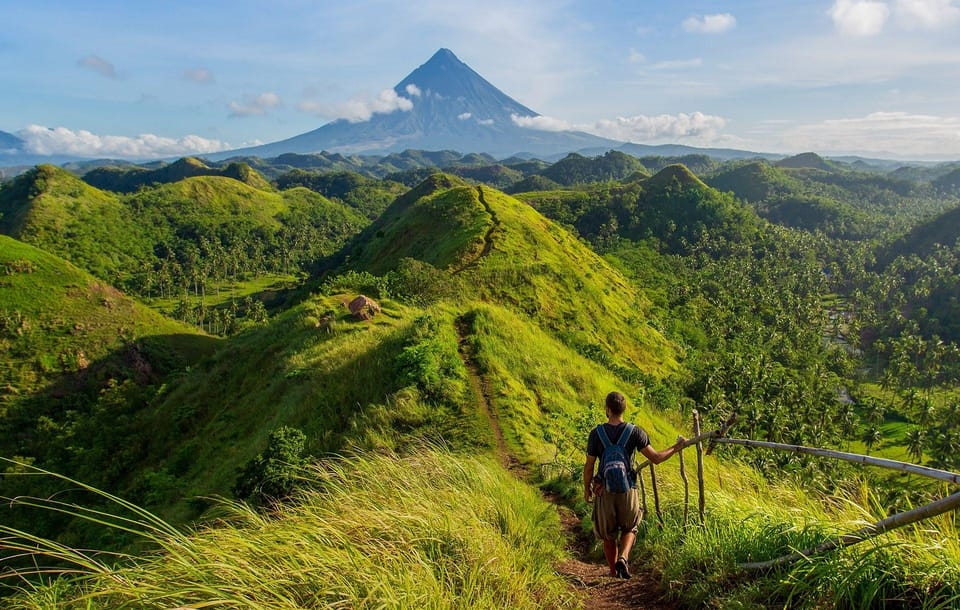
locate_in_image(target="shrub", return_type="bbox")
[233,426,309,505]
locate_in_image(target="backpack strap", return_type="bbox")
[595,424,613,449]
[617,423,635,449]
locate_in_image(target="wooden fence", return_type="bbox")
[632,410,960,571]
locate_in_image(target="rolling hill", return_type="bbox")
[338,174,678,376]
[0,165,368,294]
[0,235,216,540]
[82,156,274,193]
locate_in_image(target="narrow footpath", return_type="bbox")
[455,318,680,610]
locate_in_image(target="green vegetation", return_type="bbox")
[537,150,646,186]
[3,149,960,608]
[1,165,368,332]
[82,157,275,193]
[4,449,575,609]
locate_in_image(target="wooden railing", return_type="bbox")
[633,410,960,571]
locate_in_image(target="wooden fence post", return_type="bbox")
[693,409,706,525]
[679,436,689,531]
[638,466,648,522]
[649,464,663,526]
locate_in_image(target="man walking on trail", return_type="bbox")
[584,391,685,579]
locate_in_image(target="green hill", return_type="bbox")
[707,161,801,202]
[1,167,367,297]
[932,167,960,194]
[775,152,837,171]
[538,150,646,185]
[0,165,153,281]
[82,157,274,193]
[505,174,562,194]
[273,170,408,219]
[0,235,216,536]
[341,174,677,376]
[448,163,524,189]
[513,165,761,253]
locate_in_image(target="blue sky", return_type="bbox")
[2,0,960,160]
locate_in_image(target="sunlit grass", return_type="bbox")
[2,449,576,609]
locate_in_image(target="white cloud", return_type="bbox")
[77,55,117,79]
[405,84,422,97]
[829,0,891,35]
[511,114,572,131]
[17,125,228,159]
[477,118,495,125]
[592,112,728,142]
[228,92,281,117]
[512,111,728,142]
[184,67,214,84]
[651,58,704,70]
[458,112,473,120]
[780,111,960,158]
[895,0,960,28]
[682,13,737,34]
[298,88,414,122]
[628,48,646,63]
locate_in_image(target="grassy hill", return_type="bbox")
[0,166,367,299]
[0,235,216,541]
[0,165,153,281]
[707,161,801,203]
[775,151,837,171]
[340,174,678,377]
[82,157,274,193]
[538,150,645,186]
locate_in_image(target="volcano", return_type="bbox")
[211,49,619,159]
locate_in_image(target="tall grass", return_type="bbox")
[635,460,960,608]
[2,448,576,609]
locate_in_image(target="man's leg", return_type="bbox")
[603,538,618,575]
[618,530,636,560]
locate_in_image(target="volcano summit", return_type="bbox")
[212,49,618,159]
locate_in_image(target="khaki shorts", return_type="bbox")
[592,488,640,540]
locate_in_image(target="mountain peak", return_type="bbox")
[427,48,461,64]
[211,49,619,159]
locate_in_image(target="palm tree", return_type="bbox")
[862,425,883,455]
[905,427,926,464]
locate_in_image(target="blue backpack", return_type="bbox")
[596,423,635,493]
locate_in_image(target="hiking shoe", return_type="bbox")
[615,557,631,579]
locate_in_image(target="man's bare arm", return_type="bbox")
[583,454,597,502]
[640,437,686,465]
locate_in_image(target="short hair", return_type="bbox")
[605,391,627,415]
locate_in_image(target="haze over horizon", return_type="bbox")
[3,0,960,161]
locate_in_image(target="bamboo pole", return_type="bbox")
[634,412,738,471]
[693,410,706,525]
[637,467,648,522]
[740,490,960,571]
[678,438,689,531]
[649,464,663,526]
[714,438,960,485]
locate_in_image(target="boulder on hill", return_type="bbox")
[348,295,381,321]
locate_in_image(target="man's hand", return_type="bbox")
[585,479,603,503]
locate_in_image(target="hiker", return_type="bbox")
[583,391,685,579]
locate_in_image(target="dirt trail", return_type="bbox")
[453,186,499,274]
[454,318,679,609]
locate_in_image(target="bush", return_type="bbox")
[233,426,309,505]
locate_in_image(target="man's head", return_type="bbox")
[605,391,627,416]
